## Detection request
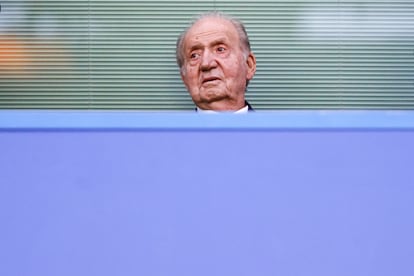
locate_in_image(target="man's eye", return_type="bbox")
[190,53,200,59]
[217,46,226,52]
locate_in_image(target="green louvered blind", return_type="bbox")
[1,0,413,110]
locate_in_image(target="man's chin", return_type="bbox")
[199,89,228,103]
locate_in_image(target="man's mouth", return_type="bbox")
[202,77,220,84]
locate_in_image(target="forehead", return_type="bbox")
[184,17,239,48]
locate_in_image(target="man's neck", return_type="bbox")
[196,104,249,113]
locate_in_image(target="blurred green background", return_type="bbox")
[1,0,413,110]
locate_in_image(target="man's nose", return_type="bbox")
[200,50,217,71]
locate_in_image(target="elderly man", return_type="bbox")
[176,12,257,112]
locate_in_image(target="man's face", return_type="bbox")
[180,17,256,110]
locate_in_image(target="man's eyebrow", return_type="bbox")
[188,43,203,52]
[187,37,230,52]
[209,37,230,46]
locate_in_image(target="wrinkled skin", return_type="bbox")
[180,17,256,111]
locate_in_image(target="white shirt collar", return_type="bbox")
[196,104,249,114]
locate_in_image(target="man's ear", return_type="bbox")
[246,52,257,80]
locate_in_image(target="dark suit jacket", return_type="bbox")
[246,101,254,111]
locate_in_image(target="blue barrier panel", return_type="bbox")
[1,111,413,276]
